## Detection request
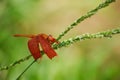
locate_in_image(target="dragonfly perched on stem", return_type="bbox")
[14,34,59,80]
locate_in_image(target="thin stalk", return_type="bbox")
[16,60,36,80]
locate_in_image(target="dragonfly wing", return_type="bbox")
[37,35,57,59]
[28,38,42,60]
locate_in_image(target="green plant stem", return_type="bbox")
[16,60,36,80]
[0,27,120,71]
[57,0,115,40]
[0,55,32,71]
[54,27,120,49]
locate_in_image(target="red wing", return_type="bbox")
[28,38,42,60]
[37,35,57,59]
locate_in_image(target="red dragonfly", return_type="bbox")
[14,34,59,60]
[14,34,59,80]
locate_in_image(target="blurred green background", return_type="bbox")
[0,0,120,80]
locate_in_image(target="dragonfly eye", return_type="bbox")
[47,35,56,44]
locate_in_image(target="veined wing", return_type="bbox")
[28,37,42,60]
[37,34,57,59]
